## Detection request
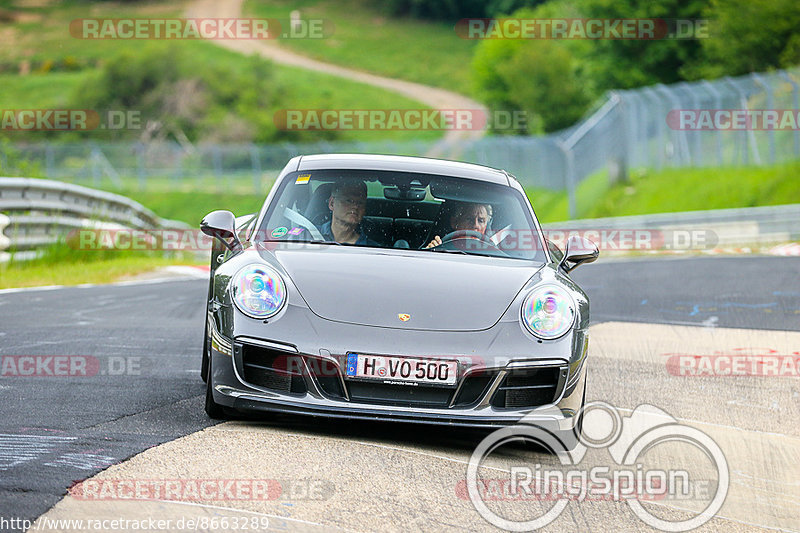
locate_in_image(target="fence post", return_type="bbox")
[212,145,223,189]
[135,143,146,190]
[679,82,703,166]
[655,84,690,166]
[610,90,630,184]
[750,72,775,164]
[642,87,665,170]
[250,144,262,193]
[723,76,761,165]
[779,70,800,158]
[701,80,724,165]
[45,144,54,178]
[555,139,577,219]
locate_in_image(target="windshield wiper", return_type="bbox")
[306,239,343,245]
[261,239,343,245]
[426,247,471,255]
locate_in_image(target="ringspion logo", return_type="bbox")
[466,402,728,531]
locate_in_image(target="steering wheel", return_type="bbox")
[437,229,499,250]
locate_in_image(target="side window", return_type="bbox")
[547,239,564,262]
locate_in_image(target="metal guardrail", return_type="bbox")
[542,203,800,251]
[0,177,188,262]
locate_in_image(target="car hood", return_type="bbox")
[259,245,540,331]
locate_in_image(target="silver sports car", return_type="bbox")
[200,154,597,439]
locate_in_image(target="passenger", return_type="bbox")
[426,202,492,248]
[320,179,379,246]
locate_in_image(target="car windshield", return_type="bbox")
[257,169,547,262]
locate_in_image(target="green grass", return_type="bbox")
[0,72,85,108]
[0,254,201,289]
[526,162,800,223]
[124,189,268,226]
[0,232,203,289]
[0,1,188,66]
[585,164,800,218]
[197,43,442,142]
[244,0,477,95]
[0,0,442,143]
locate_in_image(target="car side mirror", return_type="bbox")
[559,235,599,273]
[201,210,242,252]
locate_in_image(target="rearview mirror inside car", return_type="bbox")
[384,187,427,201]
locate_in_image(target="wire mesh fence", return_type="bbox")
[1,68,798,218]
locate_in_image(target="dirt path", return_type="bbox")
[185,0,486,156]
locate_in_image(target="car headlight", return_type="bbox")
[520,284,576,339]
[230,264,287,319]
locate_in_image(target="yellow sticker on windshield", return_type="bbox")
[295,174,311,184]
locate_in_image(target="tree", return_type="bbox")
[685,0,800,78]
[576,0,707,89]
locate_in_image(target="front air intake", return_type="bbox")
[237,342,306,394]
[490,366,563,409]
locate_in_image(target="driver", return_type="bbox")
[426,202,492,248]
[320,179,379,246]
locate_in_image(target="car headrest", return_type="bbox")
[304,182,334,226]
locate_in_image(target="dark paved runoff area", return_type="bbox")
[0,255,797,530]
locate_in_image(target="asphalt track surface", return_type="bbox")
[0,255,798,532]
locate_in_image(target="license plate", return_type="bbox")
[345,353,458,386]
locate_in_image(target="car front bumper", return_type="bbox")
[207,315,588,430]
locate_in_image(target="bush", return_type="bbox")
[67,44,336,143]
[472,3,592,134]
[374,0,545,20]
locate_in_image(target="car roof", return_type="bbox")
[295,154,511,185]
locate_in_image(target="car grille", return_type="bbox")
[237,342,306,394]
[346,381,453,408]
[490,366,563,409]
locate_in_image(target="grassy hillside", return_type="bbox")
[528,162,800,222]
[0,0,441,143]
[244,0,476,95]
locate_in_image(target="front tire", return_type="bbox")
[204,355,226,419]
[201,320,209,383]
